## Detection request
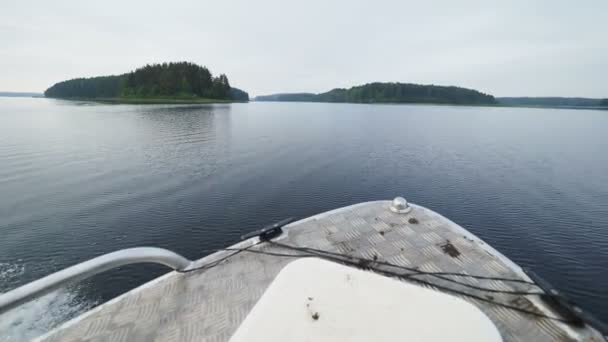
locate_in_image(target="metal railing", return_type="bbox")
[0,247,193,314]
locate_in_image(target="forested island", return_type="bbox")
[43,67,606,108]
[255,82,497,105]
[44,62,249,103]
[254,84,608,109]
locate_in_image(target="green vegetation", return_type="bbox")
[600,99,608,107]
[255,82,496,105]
[229,87,249,102]
[44,62,248,103]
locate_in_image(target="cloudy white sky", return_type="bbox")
[1,0,607,97]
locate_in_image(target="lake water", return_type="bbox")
[1,98,607,340]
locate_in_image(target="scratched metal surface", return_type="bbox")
[37,201,604,342]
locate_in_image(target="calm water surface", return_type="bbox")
[1,98,607,340]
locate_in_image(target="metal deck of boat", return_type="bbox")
[37,200,603,341]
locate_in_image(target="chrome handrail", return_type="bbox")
[0,247,193,314]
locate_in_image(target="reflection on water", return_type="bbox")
[1,98,607,339]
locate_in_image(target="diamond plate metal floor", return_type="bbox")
[37,201,604,341]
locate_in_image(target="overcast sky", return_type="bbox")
[1,0,607,97]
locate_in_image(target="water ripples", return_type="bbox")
[0,99,607,338]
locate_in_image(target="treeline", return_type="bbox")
[122,63,231,98]
[600,99,608,107]
[229,87,250,102]
[44,62,248,101]
[45,75,124,98]
[255,82,496,105]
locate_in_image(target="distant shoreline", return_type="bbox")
[252,99,608,111]
[5,94,606,110]
[30,96,608,110]
[0,92,43,98]
[48,96,244,105]
[254,86,607,110]
[497,104,608,111]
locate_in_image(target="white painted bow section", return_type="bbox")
[230,258,502,342]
